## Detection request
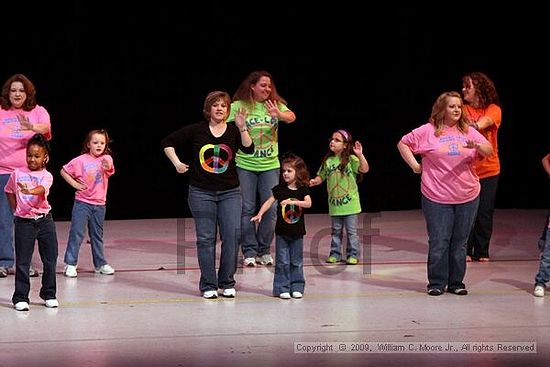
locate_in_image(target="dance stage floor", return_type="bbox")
[1,209,549,366]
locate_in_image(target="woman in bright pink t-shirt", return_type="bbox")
[0,74,51,278]
[397,91,492,297]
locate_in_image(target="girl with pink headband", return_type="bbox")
[310,129,370,264]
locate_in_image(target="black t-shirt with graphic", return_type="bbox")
[161,121,254,191]
[272,183,310,238]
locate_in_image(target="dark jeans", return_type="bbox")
[468,175,499,259]
[187,185,241,292]
[12,214,58,304]
[422,195,479,291]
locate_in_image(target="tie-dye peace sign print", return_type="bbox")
[199,144,233,173]
[282,199,302,224]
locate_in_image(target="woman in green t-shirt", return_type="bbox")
[227,71,296,267]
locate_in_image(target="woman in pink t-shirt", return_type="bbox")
[0,74,51,278]
[397,91,492,296]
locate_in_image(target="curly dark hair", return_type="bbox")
[27,133,51,167]
[462,71,500,108]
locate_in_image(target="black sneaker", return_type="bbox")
[448,288,468,295]
[29,267,40,277]
[427,288,443,296]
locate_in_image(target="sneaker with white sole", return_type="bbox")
[203,290,218,299]
[222,288,236,298]
[29,266,40,277]
[256,254,273,266]
[292,291,303,299]
[65,265,77,278]
[243,257,256,267]
[534,285,545,297]
[45,299,59,308]
[95,264,115,275]
[14,301,29,311]
[279,292,291,299]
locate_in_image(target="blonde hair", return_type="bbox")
[429,91,469,137]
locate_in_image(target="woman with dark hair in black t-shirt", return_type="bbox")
[162,91,253,299]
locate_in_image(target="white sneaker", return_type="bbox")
[292,291,303,299]
[257,254,274,266]
[222,288,236,298]
[203,290,218,299]
[64,264,77,278]
[279,292,291,299]
[534,285,545,297]
[45,299,59,308]
[95,264,115,275]
[243,257,256,267]
[14,301,30,311]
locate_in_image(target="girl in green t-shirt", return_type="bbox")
[310,129,369,265]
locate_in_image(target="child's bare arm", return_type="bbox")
[251,196,277,223]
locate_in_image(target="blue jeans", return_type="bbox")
[237,167,279,258]
[329,214,360,260]
[273,235,305,295]
[0,174,15,267]
[422,195,479,291]
[12,214,58,304]
[188,185,241,292]
[535,227,550,287]
[63,200,108,268]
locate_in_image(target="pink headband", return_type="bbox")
[337,129,350,141]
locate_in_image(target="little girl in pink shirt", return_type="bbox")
[61,129,115,278]
[4,134,59,311]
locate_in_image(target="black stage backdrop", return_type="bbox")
[4,3,548,220]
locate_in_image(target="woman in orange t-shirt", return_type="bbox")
[462,72,502,262]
